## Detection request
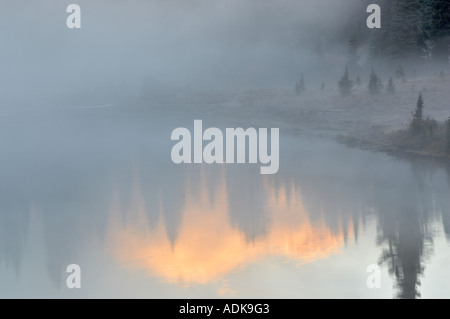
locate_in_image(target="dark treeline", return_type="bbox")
[297,0,450,95]
[346,0,450,72]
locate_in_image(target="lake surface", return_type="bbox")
[0,106,449,298]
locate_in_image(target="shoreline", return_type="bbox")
[337,133,450,164]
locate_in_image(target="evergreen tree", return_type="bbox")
[299,74,305,93]
[367,0,437,63]
[430,0,450,66]
[387,77,396,94]
[368,69,382,94]
[347,34,360,77]
[296,74,306,95]
[415,92,424,121]
[368,0,392,61]
[386,0,427,62]
[411,92,424,133]
[356,77,361,86]
[338,68,353,97]
[419,0,435,37]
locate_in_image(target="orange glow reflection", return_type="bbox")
[107,169,353,285]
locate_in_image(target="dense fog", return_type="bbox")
[1,0,450,299]
[0,0,372,107]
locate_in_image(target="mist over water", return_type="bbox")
[1,0,450,299]
[0,109,449,298]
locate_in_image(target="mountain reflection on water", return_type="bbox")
[108,166,352,285]
[0,111,449,298]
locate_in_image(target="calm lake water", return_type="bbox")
[0,106,449,298]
